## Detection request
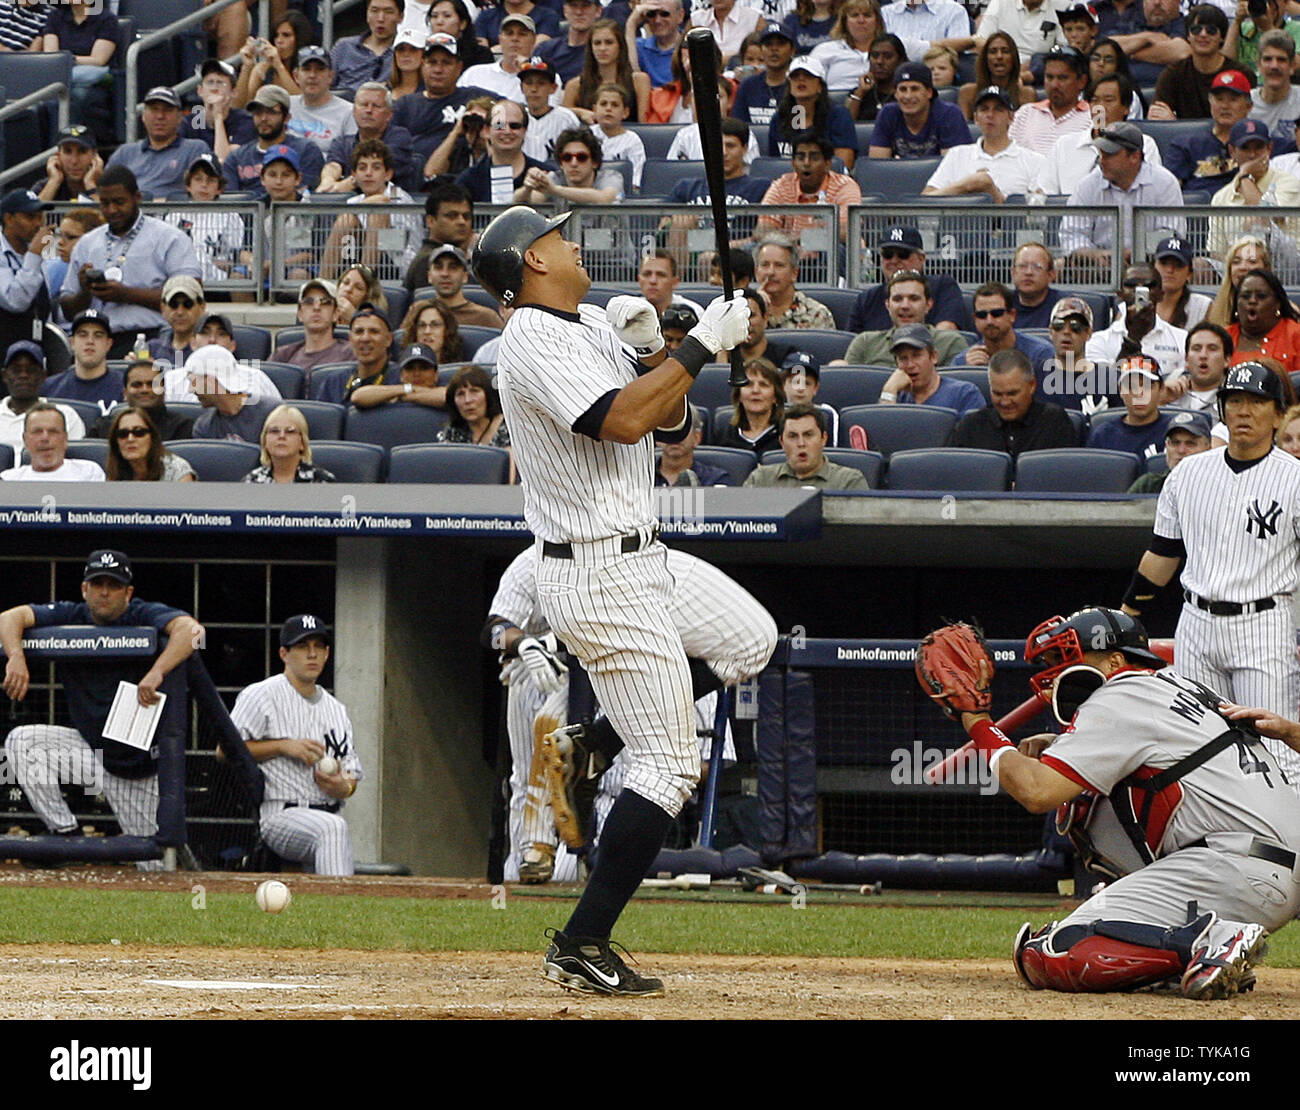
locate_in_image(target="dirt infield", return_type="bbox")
[2,869,1298,1019]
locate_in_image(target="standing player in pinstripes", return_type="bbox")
[229,615,362,876]
[472,205,751,996]
[0,550,203,871]
[485,544,775,880]
[1123,361,1300,787]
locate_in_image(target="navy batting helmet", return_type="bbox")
[470,206,571,307]
[1218,360,1286,420]
[1024,607,1165,702]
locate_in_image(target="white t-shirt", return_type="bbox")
[287,96,359,154]
[591,127,647,189]
[1,458,104,481]
[667,123,761,165]
[0,399,86,453]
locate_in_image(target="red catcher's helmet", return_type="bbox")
[1024,607,1165,702]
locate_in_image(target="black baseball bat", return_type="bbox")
[685,27,746,389]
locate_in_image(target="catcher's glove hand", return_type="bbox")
[914,621,994,721]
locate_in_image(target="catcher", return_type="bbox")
[915,610,1300,999]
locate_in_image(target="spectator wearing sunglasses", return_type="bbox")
[1148,5,1244,122]
[846,224,971,333]
[455,99,548,204]
[1038,296,1119,415]
[948,281,1057,377]
[147,276,207,369]
[519,127,625,212]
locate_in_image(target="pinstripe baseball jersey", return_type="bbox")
[230,674,361,805]
[1042,669,1300,857]
[1155,446,1300,601]
[496,303,656,543]
[489,549,551,635]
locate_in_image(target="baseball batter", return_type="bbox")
[947,608,1300,998]
[1123,360,1300,787]
[0,550,203,871]
[472,204,751,997]
[484,545,774,882]
[229,615,362,876]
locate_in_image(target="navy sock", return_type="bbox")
[564,790,674,940]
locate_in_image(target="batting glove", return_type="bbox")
[690,292,750,355]
[498,656,526,686]
[606,295,665,357]
[516,636,568,695]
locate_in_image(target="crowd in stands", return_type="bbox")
[6,0,1300,488]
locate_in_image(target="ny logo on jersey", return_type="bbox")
[1245,498,1283,539]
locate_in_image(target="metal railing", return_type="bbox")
[322,0,370,54]
[125,0,270,144]
[1133,204,1300,287]
[0,83,70,191]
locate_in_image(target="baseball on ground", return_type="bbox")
[317,755,340,776]
[255,880,292,914]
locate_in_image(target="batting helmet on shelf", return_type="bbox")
[471,206,572,307]
[1217,360,1286,420]
[1024,607,1165,703]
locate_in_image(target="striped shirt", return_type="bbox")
[1156,446,1300,602]
[230,673,361,806]
[497,302,656,543]
[0,0,46,50]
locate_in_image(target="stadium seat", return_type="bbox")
[381,285,410,329]
[640,158,704,198]
[109,16,134,144]
[940,368,992,403]
[1013,448,1140,493]
[1059,289,1114,329]
[458,325,501,358]
[815,367,892,408]
[691,446,758,485]
[748,156,791,182]
[165,439,261,482]
[1135,119,1209,171]
[624,123,682,160]
[759,447,885,487]
[53,399,103,430]
[580,286,629,308]
[343,403,449,447]
[291,400,346,442]
[885,447,1013,492]
[690,366,740,410]
[0,51,73,149]
[853,157,942,198]
[63,441,109,466]
[0,445,12,471]
[232,325,272,362]
[386,443,511,483]
[1064,408,1089,441]
[308,440,387,483]
[166,402,205,426]
[260,362,306,400]
[771,329,855,363]
[711,405,739,443]
[118,0,206,88]
[41,326,72,377]
[803,288,862,332]
[838,404,959,457]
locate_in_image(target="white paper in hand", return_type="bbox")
[102,682,166,751]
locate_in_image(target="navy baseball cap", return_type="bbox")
[974,85,1014,110]
[893,61,934,89]
[890,323,934,351]
[71,308,111,334]
[1057,2,1098,22]
[399,343,438,370]
[350,301,391,328]
[760,21,795,42]
[143,86,182,109]
[1,189,50,216]
[186,152,224,181]
[196,58,237,81]
[1230,118,1271,147]
[518,57,558,82]
[1165,410,1212,440]
[56,125,95,149]
[782,350,821,379]
[84,550,133,585]
[1154,235,1193,266]
[280,613,331,647]
[879,225,924,251]
[4,340,43,367]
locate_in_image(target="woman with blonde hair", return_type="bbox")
[1208,236,1273,327]
[243,405,336,484]
[1276,402,1300,459]
[813,0,923,94]
[717,357,785,456]
[335,264,388,328]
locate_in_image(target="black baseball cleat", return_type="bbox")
[540,725,607,850]
[542,928,665,997]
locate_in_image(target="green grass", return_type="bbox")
[2,887,1299,965]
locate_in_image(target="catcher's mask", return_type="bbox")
[1049,663,1107,725]
[1025,607,1164,704]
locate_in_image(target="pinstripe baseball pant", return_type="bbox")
[3,725,163,872]
[259,801,353,875]
[536,539,698,817]
[1175,602,1300,786]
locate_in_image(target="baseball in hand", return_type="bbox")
[255,879,292,914]
[317,755,340,776]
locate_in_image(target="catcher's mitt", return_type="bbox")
[914,621,995,720]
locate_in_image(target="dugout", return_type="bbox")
[0,482,1167,878]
